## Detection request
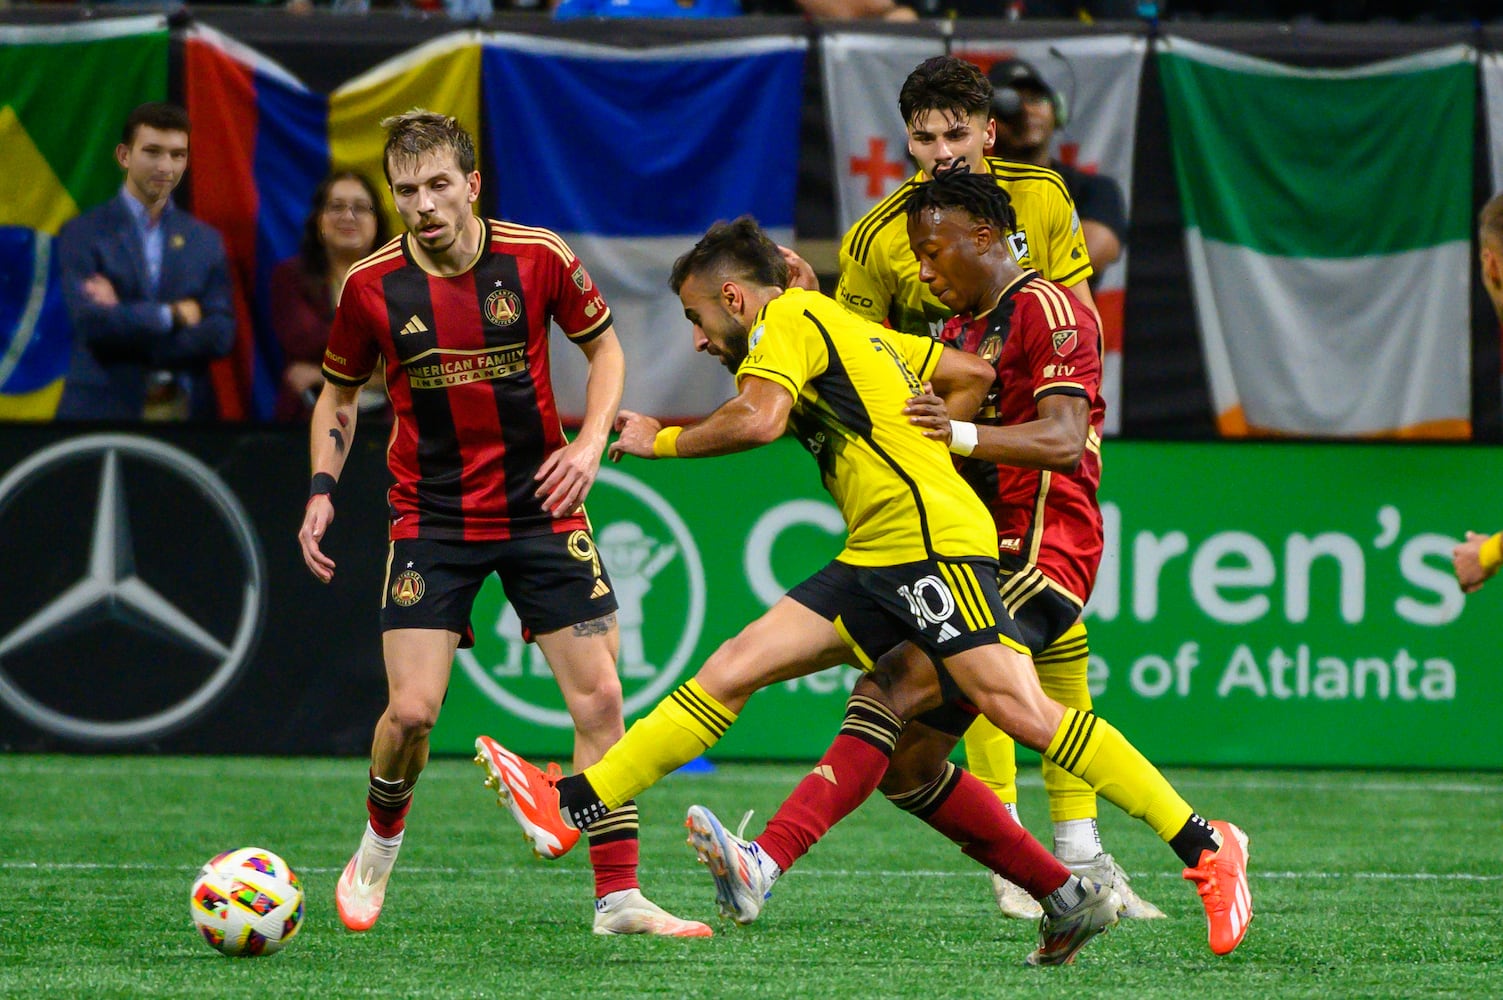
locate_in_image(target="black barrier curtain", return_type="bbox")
[2,9,1498,439]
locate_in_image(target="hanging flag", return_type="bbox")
[821,33,1142,435]
[0,17,167,420]
[329,31,482,239]
[481,34,807,419]
[1485,52,1503,195]
[958,36,1144,437]
[1160,37,1474,438]
[186,25,330,421]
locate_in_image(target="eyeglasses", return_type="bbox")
[324,202,376,218]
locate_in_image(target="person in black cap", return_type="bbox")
[989,58,1127,283]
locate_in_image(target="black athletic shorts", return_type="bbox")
[786,556,1026,667]
[918,564,1083,737]
[380,530,618,648]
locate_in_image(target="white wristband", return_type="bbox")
[948,420,978,457]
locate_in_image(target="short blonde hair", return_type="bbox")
[379,109,476,185]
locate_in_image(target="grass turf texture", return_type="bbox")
[2,757,1500,999]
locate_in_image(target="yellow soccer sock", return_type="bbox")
[1045,706,1193,843]
[583,679,736,810]
[962,715,1018,805]
[1034,622,1098,824]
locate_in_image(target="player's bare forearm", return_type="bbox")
[536,329,625,516]
[906,393,1088,472]
[1453,531,1501,594]
[609,378,792,462]
[575,327,625,454]
[310,380,362,480]
[927,346,994,422]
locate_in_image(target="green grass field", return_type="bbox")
[3,756,1500,999]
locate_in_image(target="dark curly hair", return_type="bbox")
[903,170,1017,235]
[669,215,789,294]
[898,56,993,131]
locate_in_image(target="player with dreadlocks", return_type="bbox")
[679,172,1256,960]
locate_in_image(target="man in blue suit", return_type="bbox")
[56,102,235,421]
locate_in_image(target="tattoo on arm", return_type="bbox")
[571,612,617,637]
[329,428,345,456]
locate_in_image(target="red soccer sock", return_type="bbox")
[756,695,903,872]
[587,802,641,898]
[366,772,414,839]
[900,763,1069,899]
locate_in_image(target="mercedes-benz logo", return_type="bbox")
[0,434,266,744]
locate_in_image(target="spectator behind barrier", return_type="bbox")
[269,170,391,424]
[56,102,235,422]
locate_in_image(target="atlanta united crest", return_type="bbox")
[484,288,522,327]
[391,569,426,607]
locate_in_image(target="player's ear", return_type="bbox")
[722,281,740,313]
[467,170,481,203]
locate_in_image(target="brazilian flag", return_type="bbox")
[0,17,167,420]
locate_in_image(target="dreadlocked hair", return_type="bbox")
[903,171,1017,234]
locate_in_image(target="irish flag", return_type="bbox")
[1159,38,1474,438]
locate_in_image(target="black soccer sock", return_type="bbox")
[556,773,611,831]
[1169,813,1222,867]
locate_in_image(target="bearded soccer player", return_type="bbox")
[683,175,1254,959]
[296,110,708,939]
[477,216,1251,962]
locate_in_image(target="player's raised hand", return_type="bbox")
[778,245,819,292]
[298,496,337,583]
[904,384,952,442]
[608,409,664,462]
[534,436,601,518]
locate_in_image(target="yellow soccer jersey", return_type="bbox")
[735,287,997,567]
[835,157,1092,338]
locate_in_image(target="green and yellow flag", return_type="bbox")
[0,17,168,420]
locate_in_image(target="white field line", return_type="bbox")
[4,861,1499,881]
[2,762,1499,797]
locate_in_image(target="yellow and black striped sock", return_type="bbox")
[1034,622,1097,824]
[580,679,735,813]
[1045,706,1194,845]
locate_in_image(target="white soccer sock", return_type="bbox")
[1052,818,1102,864]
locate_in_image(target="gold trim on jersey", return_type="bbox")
[343,241,405,284]
[402,217,488,279]
[998,563,1050,616]
[380,541,397,608]
[1028,470,1052,566]
[322,363,373,387]
[1036,380,1089,397]
[1085,426,1102,456]
[1024,279,1078,329]
[566,310,612,342]
[489,219,573,263]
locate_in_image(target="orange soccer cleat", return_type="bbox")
[1184,820,1253,956]
[474,735,580,860]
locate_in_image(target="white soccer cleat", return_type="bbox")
[684,804,778,925]
[593,888,713,937]
[1026,879,1123,967]
[335,823,403,932]
[991,873,1045,919]
[1066,853,1167,920]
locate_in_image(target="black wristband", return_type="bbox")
[309,472,337,501]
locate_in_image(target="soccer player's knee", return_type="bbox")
[698,632,766,701]
[386,699,440,739]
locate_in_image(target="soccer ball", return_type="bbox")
[190,847,304,957]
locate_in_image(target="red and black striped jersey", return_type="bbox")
[322,219,612,541]
[939,271,1105,607]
